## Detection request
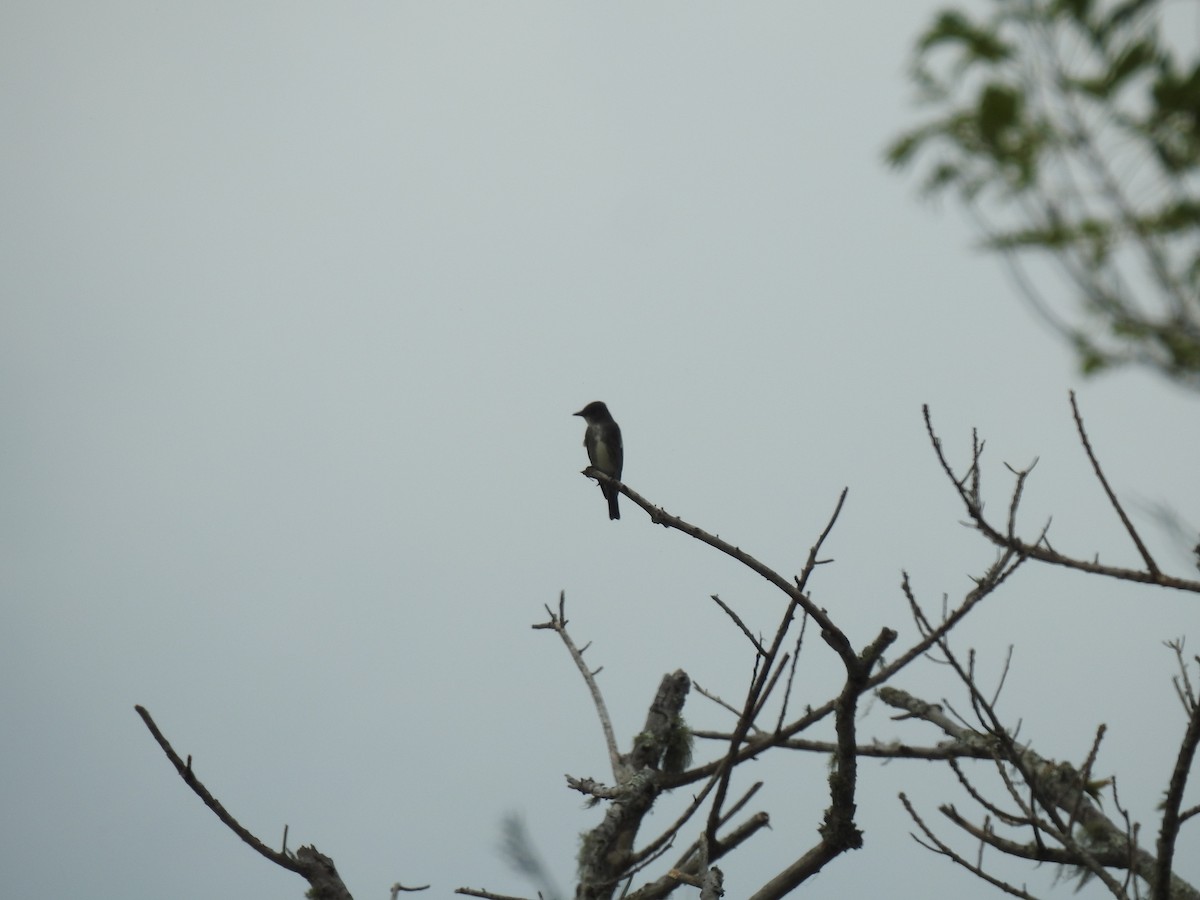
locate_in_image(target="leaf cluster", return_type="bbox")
[887,0,1200,388]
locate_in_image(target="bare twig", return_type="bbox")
[133,705,353,900]
[775,612,810,732]
[1069,391,1159,575]
[709,594,766,656]
[693,683,763,733]
[535,592,623,779]
[390,883,432,896]
[924,405,1200,593]
[900,793,1041,900]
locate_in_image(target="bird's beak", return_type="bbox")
[573,408,586,417]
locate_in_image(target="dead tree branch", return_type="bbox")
[923,404,1200,594]
[133,705,355,900]
[534,592,624,779]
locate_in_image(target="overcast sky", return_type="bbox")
[3,3,1198,899]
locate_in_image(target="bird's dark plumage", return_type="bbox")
[574,401,623,520]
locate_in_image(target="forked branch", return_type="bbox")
[923,402,1200,593]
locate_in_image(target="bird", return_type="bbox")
[574,401,623,520]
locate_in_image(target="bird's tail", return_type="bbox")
[603,485,620,520]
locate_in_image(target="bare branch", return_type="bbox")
[693,683,763,733]
[626,811,769,900]
[1165,640,1197,715]
[535,593,624,780]
[900,793,1042,900]
[1069,391,1160,575]
[709,594,766,657]
[456,889,536,900]
[702,490,857,855]
[589,471,852,657]
[1155,694,1200,900]
[775,612,810,732]
[390,883,431,896]
[133,705,353,900]
[924,405,1200,593]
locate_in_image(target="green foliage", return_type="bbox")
[1068,37,1157,97]
[917,10,1012,63]
[888,0,1200,390]
[1148,60,1200,171]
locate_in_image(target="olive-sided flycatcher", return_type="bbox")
[574,401,623,520]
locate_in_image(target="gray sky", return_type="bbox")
[3,3,1198,899]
